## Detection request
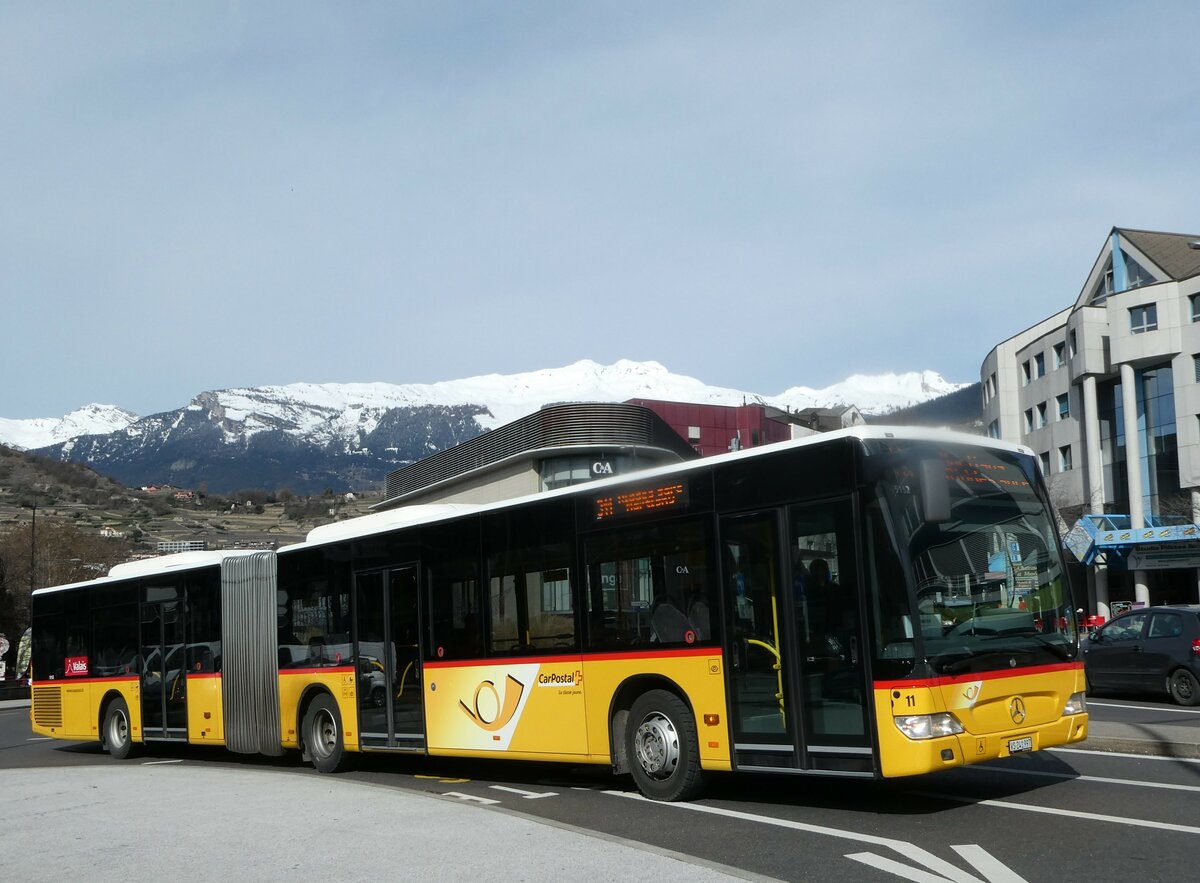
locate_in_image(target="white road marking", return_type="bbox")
[26,737,53,742]
[919,791,1200,835]
[1051,747,1200,764]
[141,759,184,766]
[489,785,558,799]
[1087,701,1200,715]
[605,790,1025,883]
[962,765,1200,792]
[442,791,501,806]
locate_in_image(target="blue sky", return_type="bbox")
[4,3,1200,418]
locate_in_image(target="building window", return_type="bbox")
[1021,361,1031,386]
[687,425,701,441]
[1036,402,1047,428]
[1129,303,1158,334]
[1057,393,1069,421]
[1191,294,1200,323]
[1024,409,1034,433]
[1059,445,1073,471]
[1039,451,1051,474]
[1069,329,1078,358]
[1034,353,1046,378]
[1053,342,1066,369]
[987,419,1000,439]
[1194,354,1200,382]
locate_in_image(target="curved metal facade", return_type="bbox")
[383,402,697,501]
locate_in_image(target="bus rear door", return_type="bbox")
[354,565,425,751]
[140,589,188,742]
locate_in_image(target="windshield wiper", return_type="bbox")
[932,634,1073,674]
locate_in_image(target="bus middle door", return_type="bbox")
[140,588,188,742]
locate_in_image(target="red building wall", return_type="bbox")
[627,399,793,457]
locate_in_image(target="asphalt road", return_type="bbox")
[3,700,1199,882]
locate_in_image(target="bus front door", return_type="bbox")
[140,596,188,742]
[722,502,873,775]
[355,565,425,751]
[790,498,873,772]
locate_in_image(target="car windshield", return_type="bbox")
[866,439,1079,675]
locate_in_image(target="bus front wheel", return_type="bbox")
[102,697,140,760]
[626,689,704,801]
[303,694,350,773]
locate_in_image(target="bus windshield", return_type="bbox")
[866,439,1079,676]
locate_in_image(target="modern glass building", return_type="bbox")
[981,227,1200,616]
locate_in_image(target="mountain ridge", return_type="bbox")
[2,360,965,450]
[4,360,968,494]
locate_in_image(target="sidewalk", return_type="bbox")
[0,760,749,883]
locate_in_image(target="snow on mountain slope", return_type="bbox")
[0,404,139,450]
[1,360,966,452]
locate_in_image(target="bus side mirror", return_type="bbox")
[919,459,951,523]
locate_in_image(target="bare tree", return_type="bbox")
[0,524,131,640]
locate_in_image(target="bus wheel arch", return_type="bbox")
[299,689,351,773]
[100,692,141,760]
[610,678,704,801]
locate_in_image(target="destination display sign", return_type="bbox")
[942,452,1031,492]
[594,480,689,522]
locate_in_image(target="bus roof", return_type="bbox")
[32,549,268,597]
[280,425,1032,553]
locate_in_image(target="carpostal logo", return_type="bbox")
[537,670,583,688]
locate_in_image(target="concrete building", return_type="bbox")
[375,399,827,510]
[376,402,699,509]
[982,227,1200,616]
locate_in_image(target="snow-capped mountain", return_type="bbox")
[168,359,961,440]
[7,360,966,493]
[0,404,138,451]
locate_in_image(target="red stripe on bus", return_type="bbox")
[31,676,139,687]
[874,661,1083,690]
[279,666,354,676]
[424,646,718,669]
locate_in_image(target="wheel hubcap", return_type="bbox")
[312,711,337,758]
[109,710,128,747]
[633,712,680,780]
[1176,675,1194,701]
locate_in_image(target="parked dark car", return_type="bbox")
[1082,605,1200,706]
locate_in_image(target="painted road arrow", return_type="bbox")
[606,790,1026,883]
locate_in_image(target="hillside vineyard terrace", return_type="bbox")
[28,426,1087,801]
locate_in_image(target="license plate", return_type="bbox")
[1008,736,1033,753]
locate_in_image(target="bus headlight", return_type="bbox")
[1063,692,1087,715]
[894,712,964,740]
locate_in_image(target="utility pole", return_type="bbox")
[29,503,36,593]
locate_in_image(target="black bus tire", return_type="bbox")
[626,689,704,801]
[102,697,140,760]
[304,693,351,773]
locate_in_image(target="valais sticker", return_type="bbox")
[64,656,89,677]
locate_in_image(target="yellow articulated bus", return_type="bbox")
[30,427,1088,800]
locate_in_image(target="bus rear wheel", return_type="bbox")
[626,689,704,801]
[304,694,351,773]
[102,697,140,760]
